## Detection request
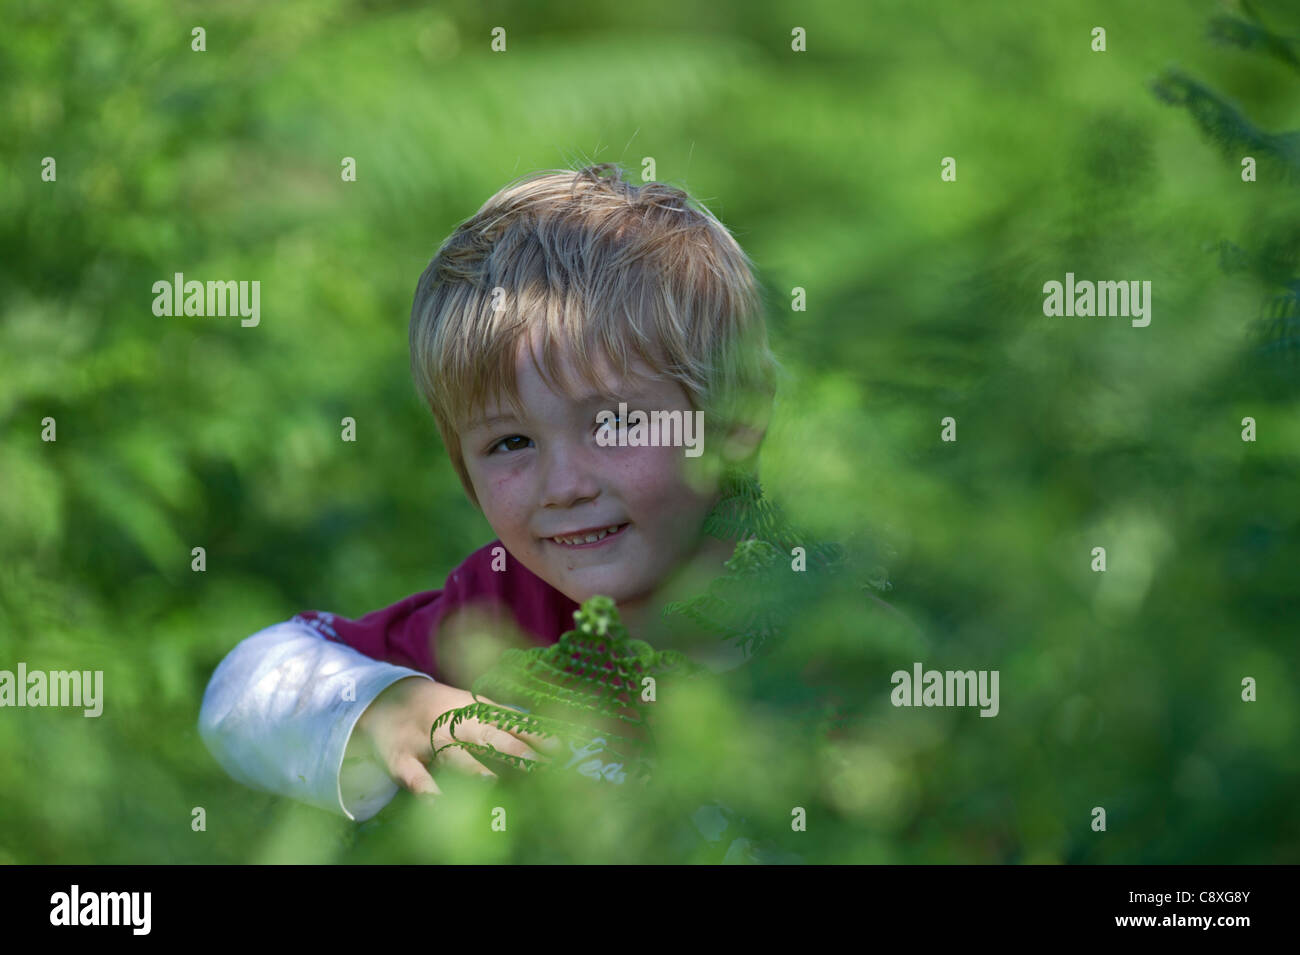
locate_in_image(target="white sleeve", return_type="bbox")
[198,620,434,822]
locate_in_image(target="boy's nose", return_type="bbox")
[540,443,601,509]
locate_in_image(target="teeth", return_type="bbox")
[553,525,623,546]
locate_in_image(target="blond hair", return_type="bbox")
[410,163,777,507]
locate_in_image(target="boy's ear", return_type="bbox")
[688,414,767,499]
[720,418,767,465]
[718,390,772,466]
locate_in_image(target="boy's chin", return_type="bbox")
[551,569,642,609]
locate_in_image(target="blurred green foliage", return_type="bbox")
[1,0,1297,863]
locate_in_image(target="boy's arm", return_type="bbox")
[293,544,582,680]
[198,546,576,819]
[198,620,433,821]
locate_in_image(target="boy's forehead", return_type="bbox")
[520,333,665,395]
[464,341,666,428]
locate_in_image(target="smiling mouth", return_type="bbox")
[545,523,630,548]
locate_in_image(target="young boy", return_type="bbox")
[199,163,781,823]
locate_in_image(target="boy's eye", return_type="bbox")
[489,435,533,454]
[595,413,623,432]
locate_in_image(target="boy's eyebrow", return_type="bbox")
[465,384,660,430]
[577,377,663,401]
[465,412,520,431]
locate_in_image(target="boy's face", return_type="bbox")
[459,331,719,613]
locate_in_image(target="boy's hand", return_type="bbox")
[350,677,559,796]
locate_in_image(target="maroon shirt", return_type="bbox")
[291,542,580,679]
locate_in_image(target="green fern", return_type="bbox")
[430,595,705,783]
[667,470,847,656]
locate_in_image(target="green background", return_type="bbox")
[1,0,1297,863]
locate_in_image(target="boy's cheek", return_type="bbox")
[471,475,530,535]
[638,440,715,490]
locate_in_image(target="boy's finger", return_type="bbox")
[516,729,563,755]
[433,745,498,781]
[479,725,542,764]
[394,755,442,796]
[476,696,561,755]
